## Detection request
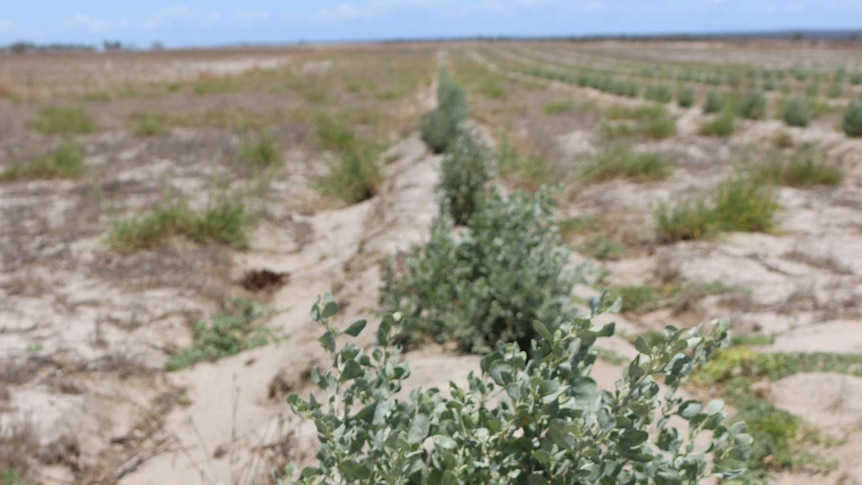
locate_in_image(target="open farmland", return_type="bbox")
[2,39,862,484]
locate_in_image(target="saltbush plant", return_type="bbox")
[737,92,767,120]
[381,188,579,353]
[782,97,812,127]
[842,100,862,137]
[436,130,495,225]
[676,87,695,108]
[287,294,751,484]
[420,70,470,154]
[703,92,726,114]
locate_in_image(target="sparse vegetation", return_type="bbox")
[699,111,736,137]
[752,146,843,187]
[165,298,276,371]
[842,100,862,137]
[33,106,95,135]
[130,112,167,136]
[542,99,574,115]
[316,115,382,204]
[581,146,673,183]
[0,141,84,181]
[782,96,812,127]
[656,174,777,242]
[239,132,281,168]
[108,199,249,252]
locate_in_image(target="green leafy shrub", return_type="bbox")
[703,92,726,114]
[782,97,812,127]
[842,100,862,137]
[699,112,736,137]
[437,130,495,224]
[239,132,280,168]
[656,175,776,242]
[287,294,750,484]
[381,188,578,353]
[581,146,673,183]
[0,141,84,181]
[676,87,695,108]
[420,70,470,154]
[737,92,767,120]
[33,106,95,135]
[108,199,249,252]
[166,298,275,371]
[752,146,843,187]
[316,116,382,204]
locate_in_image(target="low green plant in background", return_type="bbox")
[33,106,95,135]
[581,146,673,183]
[108,199,249,252]
[420,69,470,154]
[676,87,695,108]
[655,174,777,242]
[286,294,750,484]
[316,115,382,204]
[542,100,574,115]
[239,132,281,169]
[737,92,767,120]
[842,100,862,137]
[703,92,726,114]
[131,112,168,136]
[437,130,495,224]
[782,97,812,127]
[0,140,84,181]
[699,111,736,137]
[752,146,843,187]
[166,298,277,371]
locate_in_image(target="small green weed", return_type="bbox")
[131,112,167,136]
[542,99,574,115]
[699,112,736,137]
[581,147,673,183]
[752,146,843,187]
[33,106,95,135]
[165,298,277,371]
[239,132,280,169]
[316,115,382,204]
[703,92,726,114]
[0,141,84,181]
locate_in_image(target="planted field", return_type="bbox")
[1,40,862,485]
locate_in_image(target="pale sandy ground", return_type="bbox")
[2,48,862,484]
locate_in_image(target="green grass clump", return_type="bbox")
[676,87,695,108]
[615,281,746,314]
[316,116,382,204]
[577,236,626,261]
[108,200,249,252]
[165,298,276,371]
[782,96,812,127]
[655,175,776,242]
[738,92,767,120]
[478,79,506,99]
[497,142,550,192]
[602,105,676,140]
[33,106,95,135]
[703,92,726,114]
[81,91,111,103]
[699,111,736,137]
[842,100,862,137]
[193,76,239,95]
[131,112,167,136]
[752,146,843,187]
[826,83,842,98]
[542,99,574,115]
[581,146,673,183]
[239,132,280,168]
[644,84,673,103]
[0,141,84,181]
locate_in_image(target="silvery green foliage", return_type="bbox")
[782,96,812,127]
[420,70,470,154]
[843,100,862,137]
[286,293,751,485]
[437,130,495,225]
[381,187,579,353]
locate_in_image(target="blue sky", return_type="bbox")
[1,1,861,47]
